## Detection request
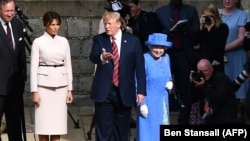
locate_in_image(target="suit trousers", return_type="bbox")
[169,50,193,125]
[94,86,132,141]
[0,72,24,141]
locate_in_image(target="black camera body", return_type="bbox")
[104,0,130,19]
[233,58,250,91]
[204,16,213,25]
[244,22,250,50]
[191,70,204,82]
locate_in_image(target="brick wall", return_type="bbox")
[16,0,250,106]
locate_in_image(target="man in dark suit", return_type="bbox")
[0,0,27,140]
[126,0,162,53]
[156,0,199,124]
[89,11,146,141]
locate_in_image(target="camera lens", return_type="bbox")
[204,16,212,25]
[191,71,204,82]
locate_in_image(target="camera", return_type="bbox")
[204,16,213,25]
[104,0,131,19]
[233,58,250,91]
[191,70,204,82]
[243,22,250,50]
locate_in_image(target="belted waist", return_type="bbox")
[39,64,64,67]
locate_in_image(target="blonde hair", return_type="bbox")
[102,11,128,31]
[202,3,222,28]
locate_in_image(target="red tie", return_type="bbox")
[173,7,181,50]
[6,22,14,50]
[111,36,119,87]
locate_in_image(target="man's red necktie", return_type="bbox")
[6,22,14,50]
[111,36,119,87]
[173,7,181,50]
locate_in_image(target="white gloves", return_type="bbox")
[165,81,173,91]
[139,81,173,119]
[140,104,148,119]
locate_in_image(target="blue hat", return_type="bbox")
[145,33,173,48]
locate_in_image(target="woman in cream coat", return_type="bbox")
[30,11,73,141]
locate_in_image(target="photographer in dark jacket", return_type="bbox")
[189,59,238,124]
[197,3,228,73]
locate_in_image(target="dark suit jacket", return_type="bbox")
[89,31,146,107]
[156,3,200,67]
[0,17,27,96]
[127,10,162,53]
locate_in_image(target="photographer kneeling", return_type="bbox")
[189,59,238,125]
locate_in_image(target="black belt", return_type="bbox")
[39,64,64,67]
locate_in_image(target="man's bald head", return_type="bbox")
[197,59,213,81]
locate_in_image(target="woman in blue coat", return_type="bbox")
[137,33,173,141]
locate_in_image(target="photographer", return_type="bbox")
[197,3,228,73]
[189,59,238,124]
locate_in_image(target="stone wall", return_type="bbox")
[16,0,250,107]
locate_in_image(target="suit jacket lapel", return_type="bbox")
[0,23,14,54]
[11,22,19,53]
[120,32,127,62]
[103,33,112,54]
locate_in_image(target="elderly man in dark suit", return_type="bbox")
[89,11,146,141]
[156,0,200,125]
[0,0,27,141]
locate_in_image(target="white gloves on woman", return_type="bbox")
[165,81,173,91]
[140,104,148,118]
